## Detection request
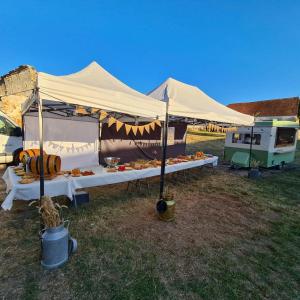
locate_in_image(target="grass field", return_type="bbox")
[1,132,300,299]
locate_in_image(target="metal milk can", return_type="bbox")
[41,221,77,269]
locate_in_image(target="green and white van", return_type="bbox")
[224,120,299,168]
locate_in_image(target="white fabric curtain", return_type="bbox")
[24,115,99,169]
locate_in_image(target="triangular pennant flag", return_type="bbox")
[144,124,150,134]
[91,108,100,114]
[150,122,156,131]
[75,106,88,115]
[125,124,132,135]
[99,111,108,121]
[108,117,116,127]
[131,125,138,136]
[154,120,161,127]
[116,120,124,132]
[138,125,144,136]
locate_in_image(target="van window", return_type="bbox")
[0,116,16,136]
[232,133,261,145]
[0,116,7,135]
[275,128,296,148]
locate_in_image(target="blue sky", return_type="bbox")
[1,0,300,104]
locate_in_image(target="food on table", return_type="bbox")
[19,178,35,184]
[118,165,126,171]
[81,170,95,176]
[196,151,205,158]
[177,155,190,160]
[106,168,117,173]
[104,157,120,168]
[149,160,161,167]
[135,159,148,164]
[15,171,26,176]
[13,166,24,171]
[133,165,143,170]
[71,168,81,177]
[22,174,36,180]
[124,166,133,171]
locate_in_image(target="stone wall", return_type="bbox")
[0,65,37,125]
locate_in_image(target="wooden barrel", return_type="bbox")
[19,149,46,163]
[28,155,61,175]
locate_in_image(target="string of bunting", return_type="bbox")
[28,141,94,153]
[99,110,161,136]
[206,123,237,133]
[191,123,237,133]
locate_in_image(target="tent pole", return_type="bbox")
[37,89,45,200]
[159,102,169,200]
[248,126,254,169]
[98,119,103,164]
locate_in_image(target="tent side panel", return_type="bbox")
[24,115,99,169]
[100,122,187,163]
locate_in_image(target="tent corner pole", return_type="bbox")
[37,88,45,202]
[248,126,254,169]
[159,104,169,200]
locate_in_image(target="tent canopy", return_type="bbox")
[23,61,166,119]
[148,78,254,125]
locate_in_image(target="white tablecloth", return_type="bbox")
[1,156,218,210]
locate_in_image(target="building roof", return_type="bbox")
[227,97,300,117]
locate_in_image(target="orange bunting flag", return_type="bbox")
[125,124,132,135]
[131,125,138,136]
[108,117,116,127]
[99,111,108,121]
[144,124,150,134]
[154,120,161,127]
[91,108,100,114]
[150,122,156,131]
[116,120,123,132]
[76,106,88,115]
[138,125,144,135]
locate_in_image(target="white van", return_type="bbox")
[0,110,23,164]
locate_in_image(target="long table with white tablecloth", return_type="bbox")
[1,156,218,210]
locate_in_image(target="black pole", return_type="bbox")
[248,126,254,169]
[159,103,169,200]
[98,118,103,164]
[37,91,45,200]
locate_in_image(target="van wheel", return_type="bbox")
[12,148,23,166]
[275,162,284,170]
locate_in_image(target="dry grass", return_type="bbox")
[0,132,300,299]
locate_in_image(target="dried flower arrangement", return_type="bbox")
[29,196,68,228]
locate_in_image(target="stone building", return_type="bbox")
[0,65,37,125]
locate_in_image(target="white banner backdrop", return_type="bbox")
[24,115,99,169]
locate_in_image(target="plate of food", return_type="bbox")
[19,178,35,184]
[15,171,26,176]
[71,168,81,177]
[81,170,95,176]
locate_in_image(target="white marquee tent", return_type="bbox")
[148,77,253,125]
[23,61,166,120]
[22,62,166,170]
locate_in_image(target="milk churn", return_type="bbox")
[41,221,77,269]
